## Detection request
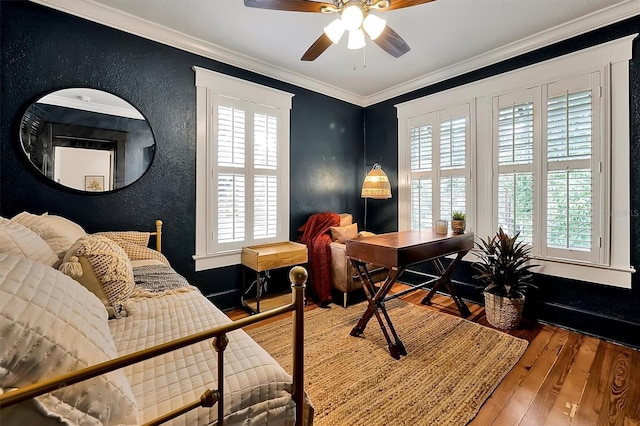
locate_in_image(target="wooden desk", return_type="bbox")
[241,241,308,314]
[346,229,474,358]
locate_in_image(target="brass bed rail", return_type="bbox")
[0,266,308,426]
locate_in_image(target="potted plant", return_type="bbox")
[472,228,537,329]
[451,211,466,234]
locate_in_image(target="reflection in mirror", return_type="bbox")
[20,88,155,192]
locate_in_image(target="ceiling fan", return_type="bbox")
[243,0,436,61]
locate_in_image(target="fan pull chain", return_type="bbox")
[363,44,367,68]
[353,45,367,71]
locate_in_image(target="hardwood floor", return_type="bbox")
[227,284,640,425]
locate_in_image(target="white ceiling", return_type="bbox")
[32,0,639,106]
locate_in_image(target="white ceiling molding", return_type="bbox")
[364,0,639,105]
[30,0,638,108]
[29,0,365,106]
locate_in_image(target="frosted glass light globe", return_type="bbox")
[341,4,364,31]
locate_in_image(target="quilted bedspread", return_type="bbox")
[111,290,297,425]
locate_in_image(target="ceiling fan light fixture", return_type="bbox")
[363,14,386,40]
[324,18,346,44]
[341,4,364,31]
[347,28,366,50]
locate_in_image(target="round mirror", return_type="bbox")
[19,88,155,192]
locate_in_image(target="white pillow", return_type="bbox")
[0,253,139,425]
[0,217,59,267]
[12,212,86,259]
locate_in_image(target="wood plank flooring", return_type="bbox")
[227,283,640,425]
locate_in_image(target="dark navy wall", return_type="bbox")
[0,1,364,308]
[364,16,640,348]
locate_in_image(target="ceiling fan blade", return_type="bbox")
[244,0,334,13]
[385,0,436,11]
[373,26,410,58]
[301,33,333,61]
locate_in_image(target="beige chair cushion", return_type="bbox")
[59,235,135,318]
[330,223,358,243]
[338,213,353,226]
[12,212,86,259]
[0,218,59,267]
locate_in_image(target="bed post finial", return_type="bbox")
[155,220,163,253]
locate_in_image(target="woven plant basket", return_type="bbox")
[483,291,525,330]
[451,220,466,234]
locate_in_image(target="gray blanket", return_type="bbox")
[132,264,194,294]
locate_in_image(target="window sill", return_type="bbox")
[531,257,634,289]
[193,251,241,271]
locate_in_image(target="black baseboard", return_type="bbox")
[532,301,640,349]
[399,269,640,350]
[205,289,239,310]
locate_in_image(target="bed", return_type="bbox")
[0,212,311,425]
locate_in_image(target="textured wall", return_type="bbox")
[0,1,364,308]
[364,16,640,347]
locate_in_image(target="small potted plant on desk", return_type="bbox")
[451,211,466,234]
[472,228,537,329]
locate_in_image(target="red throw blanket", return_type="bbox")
[298,212,340,306]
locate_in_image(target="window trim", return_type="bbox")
[396,35,636,288]
[193,66,293,271]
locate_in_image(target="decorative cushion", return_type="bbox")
[58,235,135,318]
[11,212,86,259]
[96,232,169,266]
[330,223,359,244]
[0,253,138,425]
[339,213,353,226]
[0,218,59,267]
[95,231,150,247]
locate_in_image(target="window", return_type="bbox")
[397,35,634,287]
[194,67,293,270]
[406,105,470,230]
[492,74,602,264]
[542,74,601,263]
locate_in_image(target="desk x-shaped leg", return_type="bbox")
[349,261,407,359]
[420,251,471,317]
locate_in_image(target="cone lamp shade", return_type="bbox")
[361,164,392,199]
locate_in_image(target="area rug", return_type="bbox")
[246,299,528,426]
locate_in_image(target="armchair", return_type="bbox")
[329,214,388,307]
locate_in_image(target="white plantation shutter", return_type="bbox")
[217,173,245,243]
[218,105,245,167]
[212,97,285,252]
[407,105,470,230]
[494,92,535,244]
[253,107,279,240]
[439,114,467,220]
[411,178,432,229]
[497,173,534,242]
[440,176,465,220]
[440,117,466,169]
[409,121,434,229]
[254,175,277,239]
[254,111,278,169]
[542,72,600,262]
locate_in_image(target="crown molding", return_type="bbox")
[28,0,365,106]
[364,0,639,106]
[29,0,638,108]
